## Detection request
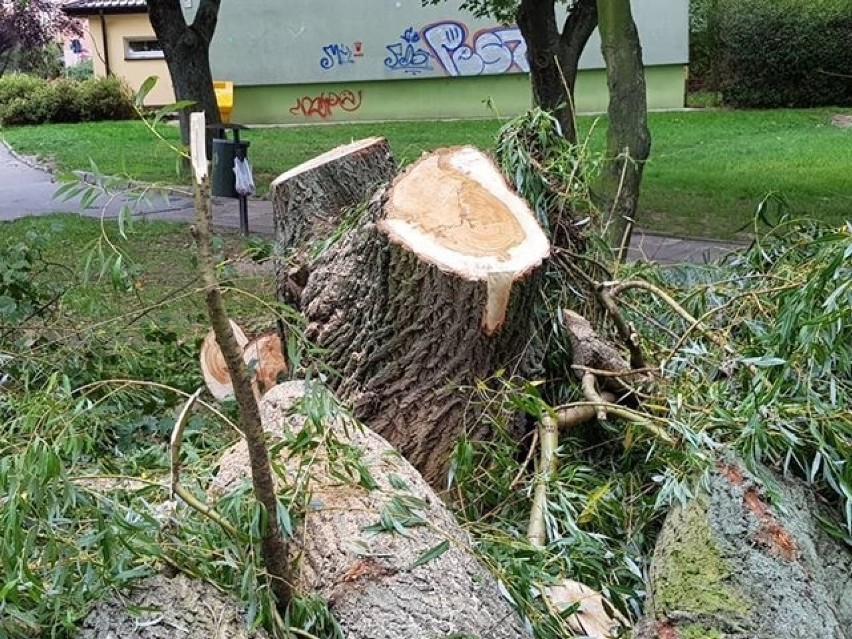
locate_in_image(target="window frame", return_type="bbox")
[123,37,164,61]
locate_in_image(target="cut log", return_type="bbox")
[212,381,530,639]
[200,319,248,400]
[271,137,397,303]
[300,146,550,487]
[634,455,852,639]
[200,323,287,400]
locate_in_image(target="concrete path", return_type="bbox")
[0,144,195,220]
[0,143,745,265]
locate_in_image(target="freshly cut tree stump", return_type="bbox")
[300,146,550,487]
[271,137,397,302]
[212,381,530,639]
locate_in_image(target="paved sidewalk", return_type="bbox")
[0,143,745,265]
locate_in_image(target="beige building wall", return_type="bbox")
[82,13,175,106]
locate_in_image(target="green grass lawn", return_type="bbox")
[0,214,275,340]
[3,108,850,239]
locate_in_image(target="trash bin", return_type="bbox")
[209,123,252,235]
[213,80,234,124]
[210,124,250,199]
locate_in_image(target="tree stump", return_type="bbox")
[212,382,530,639]
[271,137,397,303]
[300,146,550,487]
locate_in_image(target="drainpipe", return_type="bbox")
[99,9,111,75]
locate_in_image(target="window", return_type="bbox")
[124,38,164,60]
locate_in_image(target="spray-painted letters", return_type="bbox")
[320,43,355,69]
[384,26,432,74]
[422,21,528,77]
[288,90,363,119]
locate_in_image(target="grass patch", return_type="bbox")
[0,214,277,362]
[3,108,850,239]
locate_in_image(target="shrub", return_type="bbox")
[0,74,47,106]
[688,0,721,91]
[76,75,135,121]
[64,59,94,81]
[0,73,135,125]
[715,0,852,107]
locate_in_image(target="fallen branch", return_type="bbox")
[582,372,608,421]
[596,287,646,369]
[605,279,732,353]
[169,387,239,539]
[528,414,558,547]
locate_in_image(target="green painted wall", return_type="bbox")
[230,64,685,125]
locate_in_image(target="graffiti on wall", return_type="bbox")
[384,27,432,74]
[320,42,364,69]
[288,90,363,118]
[321,20,529,79]
[421,21,528,77]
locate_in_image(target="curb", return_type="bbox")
[1,140,56,176]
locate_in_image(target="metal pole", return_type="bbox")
[238,194,249,235]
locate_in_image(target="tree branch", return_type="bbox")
[189,113,292,607]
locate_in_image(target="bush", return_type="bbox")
[688,0,720,91]
[0,74,48,106]
[64,59,94,81]
[77,75,136,121]
[0,74,135,125]
[715,0,852,107]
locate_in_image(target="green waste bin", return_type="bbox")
[210,125,250,198]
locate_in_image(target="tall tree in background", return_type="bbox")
[147,0,221,144]
[0,0,79,76]
[515,0,598,145]
[597,0,650,258]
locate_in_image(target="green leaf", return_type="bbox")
[409,540,449,570]
[135,76,159,109]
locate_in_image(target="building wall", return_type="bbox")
[83,13,174,106]
[203,0,688,123]
[206,0,688,86]
[230,65,686,125]
[81,0,687,121]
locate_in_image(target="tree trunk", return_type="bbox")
[516,0,598,145]
[271,137,396,303]
[597,0,651,261]
[211,381,531,639]
[300,146,550,488]
[147,0,221,146]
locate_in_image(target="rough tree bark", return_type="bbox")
[210,381,530,639]
[597,0,651,260]
[634,456,852,639]
[147,0,221,145]
[271,137,396,303]
[299,146,550,488]
[516,0,599,145]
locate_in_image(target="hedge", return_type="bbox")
[715,0,852,108]
[0,74,136,126]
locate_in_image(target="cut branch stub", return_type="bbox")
[272,137,396,303]
[379,146,549,334]
[301,146,549,487]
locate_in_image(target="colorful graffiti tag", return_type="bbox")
[320,43,356,69]
[384,26,432,74]
[288,90,363,119]
[421,20,529,77]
